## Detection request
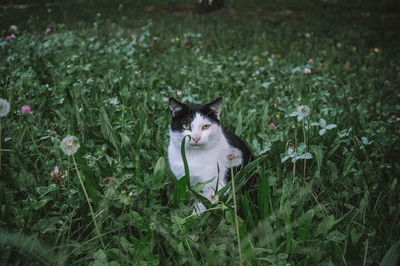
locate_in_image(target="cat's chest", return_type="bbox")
[168,146,228,183]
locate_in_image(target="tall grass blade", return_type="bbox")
[257,167,269,219]
[172,135,191,204]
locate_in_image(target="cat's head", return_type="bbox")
[168,97,223,150]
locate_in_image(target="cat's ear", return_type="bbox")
[208,97,223,120]
[169,97,184,117]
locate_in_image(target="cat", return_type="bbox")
[168,97,252,213]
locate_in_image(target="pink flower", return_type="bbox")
[163,97,169,103]
[190,235,198,242]
[5,34,16,42]
[308,58,314,63]
[131,34,137,40]
[269,123,278,130]
[51,165,65,184]
[195,48,200,53]
[51,166,60,177]
[304,68,311,74]
[177,91,182,96]
[134,71,139,75]
[347,96,354,101]
[153,63,158,68]
[255,70,260,75]
[21,105,33,115]
[45,28,51,34]
[93,22,97,27]
[277,98,282,105]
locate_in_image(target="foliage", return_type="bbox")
[0,0,399,265]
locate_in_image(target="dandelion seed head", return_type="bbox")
[297,105,310,119]
[9,25,17,32]
[227,147,243,167]
[60,135,80,156]
[0,98,11,117]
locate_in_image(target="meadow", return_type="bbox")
[1,0,399,265]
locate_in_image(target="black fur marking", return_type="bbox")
[169,98,220,132]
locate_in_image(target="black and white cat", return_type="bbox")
[168,97,252,213]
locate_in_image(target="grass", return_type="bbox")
[1,0,400,264]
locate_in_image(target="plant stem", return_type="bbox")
[231,167,243,266]
[72,154,105,250]
[292,126,297,190]
[303,118,307,184]
[0,118,2,170]
[184,206,224,220]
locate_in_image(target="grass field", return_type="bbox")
[1,0,400,264]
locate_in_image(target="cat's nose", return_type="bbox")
[192,134,201,143]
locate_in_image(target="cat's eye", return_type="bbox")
[182,124,190,130]
[202,124,211,130]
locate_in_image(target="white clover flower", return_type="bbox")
[226,147,243,167]
[0,98,11,117]
[60,135,80,156]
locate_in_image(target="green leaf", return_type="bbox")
[319,118,326,127]
[311,145,323,172]
[380,240,400,266]
[91,249,109,266]
[343,153,356,176]
[257,168,269,219]
[100,107,121,153]
[241,192,255,229]
[173,176,187,205]
[173,136,191,204]
[180,135,191,189]
[235,111,243,136]
[325,124,337,130]
[327,160,338,182]
[153,157,166,185]
[316,215,334,237]
[79,163,100,205]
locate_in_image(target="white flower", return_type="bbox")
[9,25,18,32]
[209,193,219,205]
[226,147,243,167]
[289,105,311,121]
[60,136,80,156]
[0,98,10,117]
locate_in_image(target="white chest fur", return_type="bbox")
[168,135,230,190]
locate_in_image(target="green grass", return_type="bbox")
[1,0,400,264]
